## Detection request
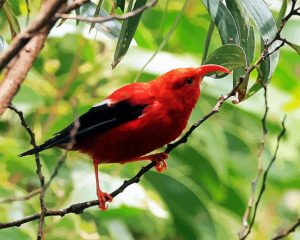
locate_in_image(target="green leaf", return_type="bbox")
[3,1,20,39]
[201,0,240,45]
[225,0,254,65]
[0,228,31,240]
[225,0,255,100]
[246,26,255,64]
[286,41,300,55]
[112,0,147,68]
[145,172,216,240]
[240,0,279,80]
[277,0,288,28]
[89,0,104,32]
[203,44,246,71]
[172,146,223,200]
[246,38,270,98]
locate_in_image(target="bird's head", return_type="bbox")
[152,64,230,105]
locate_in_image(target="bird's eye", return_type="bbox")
[186,77,194,84]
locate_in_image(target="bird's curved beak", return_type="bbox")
[197,64,231,77]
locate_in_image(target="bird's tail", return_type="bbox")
[19,143,51,157]
[19,134,63,157]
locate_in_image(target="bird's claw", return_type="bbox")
[154,159,167,172]
[151,153,168,172]
[97,192,112,211]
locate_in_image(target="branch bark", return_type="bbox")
[0,0,66,71]
[0,0,89,115]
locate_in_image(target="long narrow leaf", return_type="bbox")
[277,0,288,28]
[225,0,255,100]
[240,0,279,80]
[89,0,104,32]
[112,0,147,68]
[201,0,239,45]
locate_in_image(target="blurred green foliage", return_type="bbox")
[0,0,300,239]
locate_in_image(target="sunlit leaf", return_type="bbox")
[112,0,147,68]
[201,0,239,45]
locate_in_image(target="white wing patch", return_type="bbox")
[93,99,112,108]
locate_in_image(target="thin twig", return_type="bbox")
[56,0,158,24]
[272,218,300,240]
[8,104,46,240]
[238,85,269,238]
[239,116,287,240]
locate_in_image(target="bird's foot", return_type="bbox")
[97,191,113,211]
[150,152,168,172]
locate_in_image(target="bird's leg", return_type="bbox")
[93,159,112,211]
[122,152,168,172]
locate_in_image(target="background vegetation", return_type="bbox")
[0,0,299,239]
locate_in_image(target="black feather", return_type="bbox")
[19,100,147,157]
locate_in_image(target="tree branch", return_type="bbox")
[238,85,268,238]
[8,104,46,240]
[56,0,158,24]
[272,218,300,240]
[239,116,287,240]
[0,0,89,115]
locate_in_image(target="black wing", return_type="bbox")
[19,100,147,156]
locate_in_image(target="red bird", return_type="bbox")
[20,64,230,210]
